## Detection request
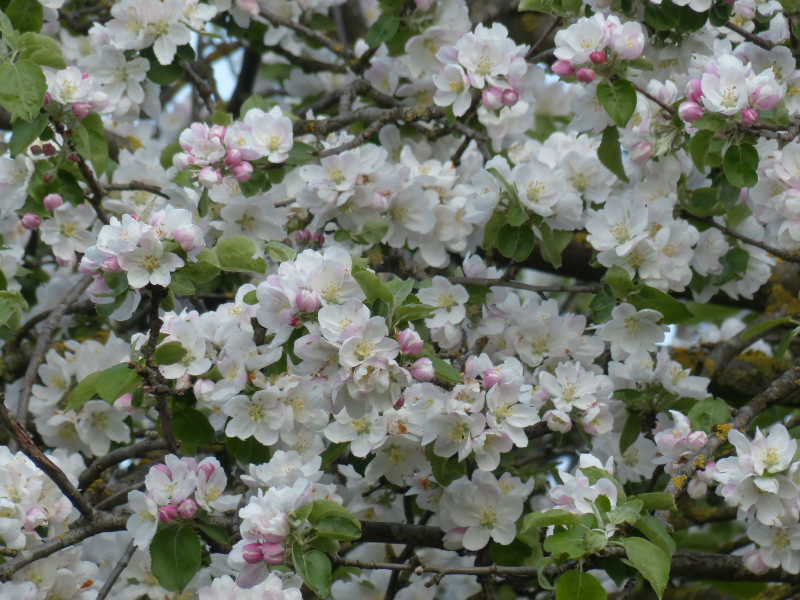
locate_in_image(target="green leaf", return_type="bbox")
[316,515,362,541]
[160,142,182,170]
[634,514,676,558]
[263,240,297,263]
[716,247,749,286]
[425,443,466,486]
[17,32,65,69]
[215,236,266,274]
[285,141,317,165]
[724,143,759,189]
[182,248,220,283]
[482,210,507,250]
[692,112,729,132]
[240,94,271,115]
[489,538,534,566]
[539,223,570,269]
[429,356,462,383]
[150,527,202,593]
[507,201,528,227]
[622,537,670,598]
[0,60,46,122]
[195,523,230,547]
[307,499,361,529]
[9,113,47,156]
[239,168,267,197]
[544,528,592,559]
[243,290,258,305]
[6,0,42,33]
[226,436,271,465]
[145,52,185,85]
[688,397,730,434]
[606,499,643,526]
[292,541,332,598]
[688,130,714,172]
[644,0,680,31]
[619,412,641,455]
[387,279,414,306]
[353,269,393,304]
[497,224,535,261]
[596,80,637,128]
[522,510,582,531]
[445,105,456,127]
[604,265,635,299]
[739,316,792,341]
[173,407,215,446]
[96,363,141,403]
[394,303,435,323]
[775,327,796,361]
[211,110,234,127]
[629,285,693,325]
[170,271,195,296]
[629,492,676,512]
[628,57,654,71]
[320,441,349,468]
[580,466,626,502]
[365,14,400,48]
[357,217,389,244]
[598,126,629,183]
[309,536,340,554]
[65,372,101,412]
[154,341,188,366]
[589,286,616,323]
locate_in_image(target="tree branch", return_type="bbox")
[702,218,800,264]
[449,277,603,295]
[15,275,93,429]
[96,541,136,600]
[78,432,168,490]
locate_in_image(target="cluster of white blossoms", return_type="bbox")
[6,0,800,596]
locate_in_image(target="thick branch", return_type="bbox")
[78,432,168,490]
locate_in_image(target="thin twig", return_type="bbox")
[96,541,136,600]
[183,61,218,116]
[525,17,562,60]
[103,182,170,199]
[724,21,774,49]
[94,482,147,511]
[79,431,167,490]
[16,275,93,429]
[702,218,800,264]
[449,277,603,294]
[256,10,355,63]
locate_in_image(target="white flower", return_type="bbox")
[224,390,285,446]
[450,480,523,550]
[126,490,159,549]
[485,383,539,447]
[701,55,750,115]
[417,277,469,328]
[242,106,294,163]
[118,230,184,288]
[513,159,564,217]
[324,407,388,458]
[0,155,34,211]
[424,412,486,461]
[747,522,800,574]
[433,64,472,117]
[586,197,649,256]
[539,361,603,412]
[39,204,97,262]
[75,401,130,456]
[598,303,669,360]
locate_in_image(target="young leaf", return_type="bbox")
[629,285,693,325]
[95,363,141,403]
[316,515,362,541]
[687,397,730,434]
[596,80,637,128]
[64,371,101,412]
[597,125,629,183]
[622,537,670,598]
[497,224,536,261]
[429,356,463,384]
[365,14,400,48]
[723,143,759,189]
[738,316,792,341]
[687,130,714,172]
[173,407,215,446]
[0,60,47,121]
[522,509,582,531]
[215,236,266,274]
[154,341,188,365]
[619,412,641,455]
[150,527,202,593]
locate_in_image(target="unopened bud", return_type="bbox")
[21,213,41,230]
[483,367,502,389]
[296,289,321,313]
[41,143,56,157]
[741,108,758,126]
[178,498,198,519]
[233,161,253,182]
[501,89,519,107]
[552,60,576,77]
[158,504,178,523]
[225,148,242,167]
[481,88,504,110]
[590,51,606,65]
[576,68,596,83]
[243,543,264,564]
[261,542,285,565]
[397,328,424,355]
[71,102,90,119]
[412,357,435,382]
[43,194,63,211]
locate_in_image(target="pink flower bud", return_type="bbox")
[225,148,242,167]
[71,102,91,119]
[312,232,325,244]
[296,289,321,313]
[113,393,144,417]
[552,60,575,77]
[104,255,123,273]
[296,229,311,243]
[209,125,226,142]
[678,101,704,123]
[590,51,606,65]
[158,504,178,523]
[173,226,202,254]
[81,71,90,80]
[501,89,519,107]
[483,367,502,389]
[21,213,40,230]
[173,152,193,170]
[194,378,214,401]
[198,166,223,187]
[412,357,435,382]
[397,329,424,355]
[243,543,265,564]
[415,0,435,10]
[178,498,198,519]
[43,91,50,105]
[481,88,504,110]
[30,145,42,155]
[741,108,758,125]
[43,194,63,211]
[199,462,215,480]
[629,141,653,164]
[41,143,55,157]
[686,79,703,103]
[68,154,79,162]
[393,396,405,409]
[261,542,285,565]
[576,68,596,83]
[233,162,253,182]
